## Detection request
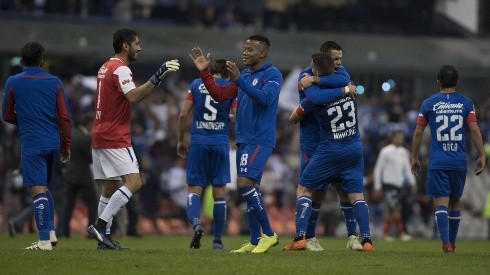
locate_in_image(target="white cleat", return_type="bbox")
[24,241,52,251]
[346,235,363,251]
[50,230,58,247]
[400,233,412,241]
[306,237,324,251]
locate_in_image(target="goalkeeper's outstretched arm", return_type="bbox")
[126,60,180,103]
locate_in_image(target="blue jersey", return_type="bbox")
[188,77,234,145]
[234,61,282,147]
[304,85,360,148]
[299,65,350,145]
[417,92,477,170]
[2,67,71,154]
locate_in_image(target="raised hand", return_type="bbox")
[189,47,211,72]
[226,61,240,81]
[149,59,180,86]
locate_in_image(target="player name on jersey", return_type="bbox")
[333,128,357,140]
[195,121,226,130]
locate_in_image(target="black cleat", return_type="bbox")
[87,225,117,250]
[190,225,204,249]
[97,235,130,250]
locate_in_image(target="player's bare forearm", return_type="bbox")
[468,122,486,174]
[289,107,303,124]
[126,82,155,103]
[410,126,425,176]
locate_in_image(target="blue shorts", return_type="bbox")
[236,143,273,184]
[299,142,318,177]
[21,149,59,186]
[300,144,364,194]
[186,144,230,186]
[426,169,466,199]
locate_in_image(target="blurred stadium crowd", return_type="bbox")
[0,0,460,36]
[1,0,490,240]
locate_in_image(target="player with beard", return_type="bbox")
[87,29,180,250]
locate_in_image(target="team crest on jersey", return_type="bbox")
[122,79,131,85]
[252,78,258,86]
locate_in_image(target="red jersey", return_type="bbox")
[92,58,136,148]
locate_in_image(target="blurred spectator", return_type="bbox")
[59,114,97,238]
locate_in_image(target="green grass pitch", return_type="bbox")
[1,234,489,274]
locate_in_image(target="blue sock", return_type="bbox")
[213,197,226,241]
[45,189,55,231]
[242,187,263,244]
[340,201,357,236]
[295,196,312,239]
[306,201,321,237]
[435,205,449,244]
[239,186,274,239]
[353,200,371,240]
[186,193,201,228]
[448,210,460,244]
[33,193,50,241]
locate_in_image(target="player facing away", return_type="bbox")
[289,42,364,251]
[177,59,237,249]
[190,34,282,254]
[87,29,180,250]
[2,42,71,250]
[284,53,374,252]
[411,65,485,253]
[373,131,416,241]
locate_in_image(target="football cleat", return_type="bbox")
[361,238,374,252]
[97,235,130,250]
[229,242,256,253]
[24,241,52,251]
[50,230,58,247]
[399,233,412,241]
[212,240,225,249]
[306,237,324,251]
[87,225,117,250]
[346,235,363,251]
[190,225,204,249]
[252,233,279,253]
[283,237,306,252]
[442,243,455,253]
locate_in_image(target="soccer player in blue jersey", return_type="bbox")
[284,52,374,252]
[190,34,282,254]
[289,41,364,251]
[411,65,485,253]
[2,42,71,250]
[177,59,237,250]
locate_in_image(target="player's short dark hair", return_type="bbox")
[113,29,138,54]
[210,58,230,79]
[248,34,270,48]
[319,41,342,55]
[437,65,458,88]
[21,42,44,66]
[312,52,335,75]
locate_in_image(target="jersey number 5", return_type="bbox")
[203,95,218,121]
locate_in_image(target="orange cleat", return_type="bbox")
[442,243,455,253]
[283,237,306,252]
[361,238,374,252]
